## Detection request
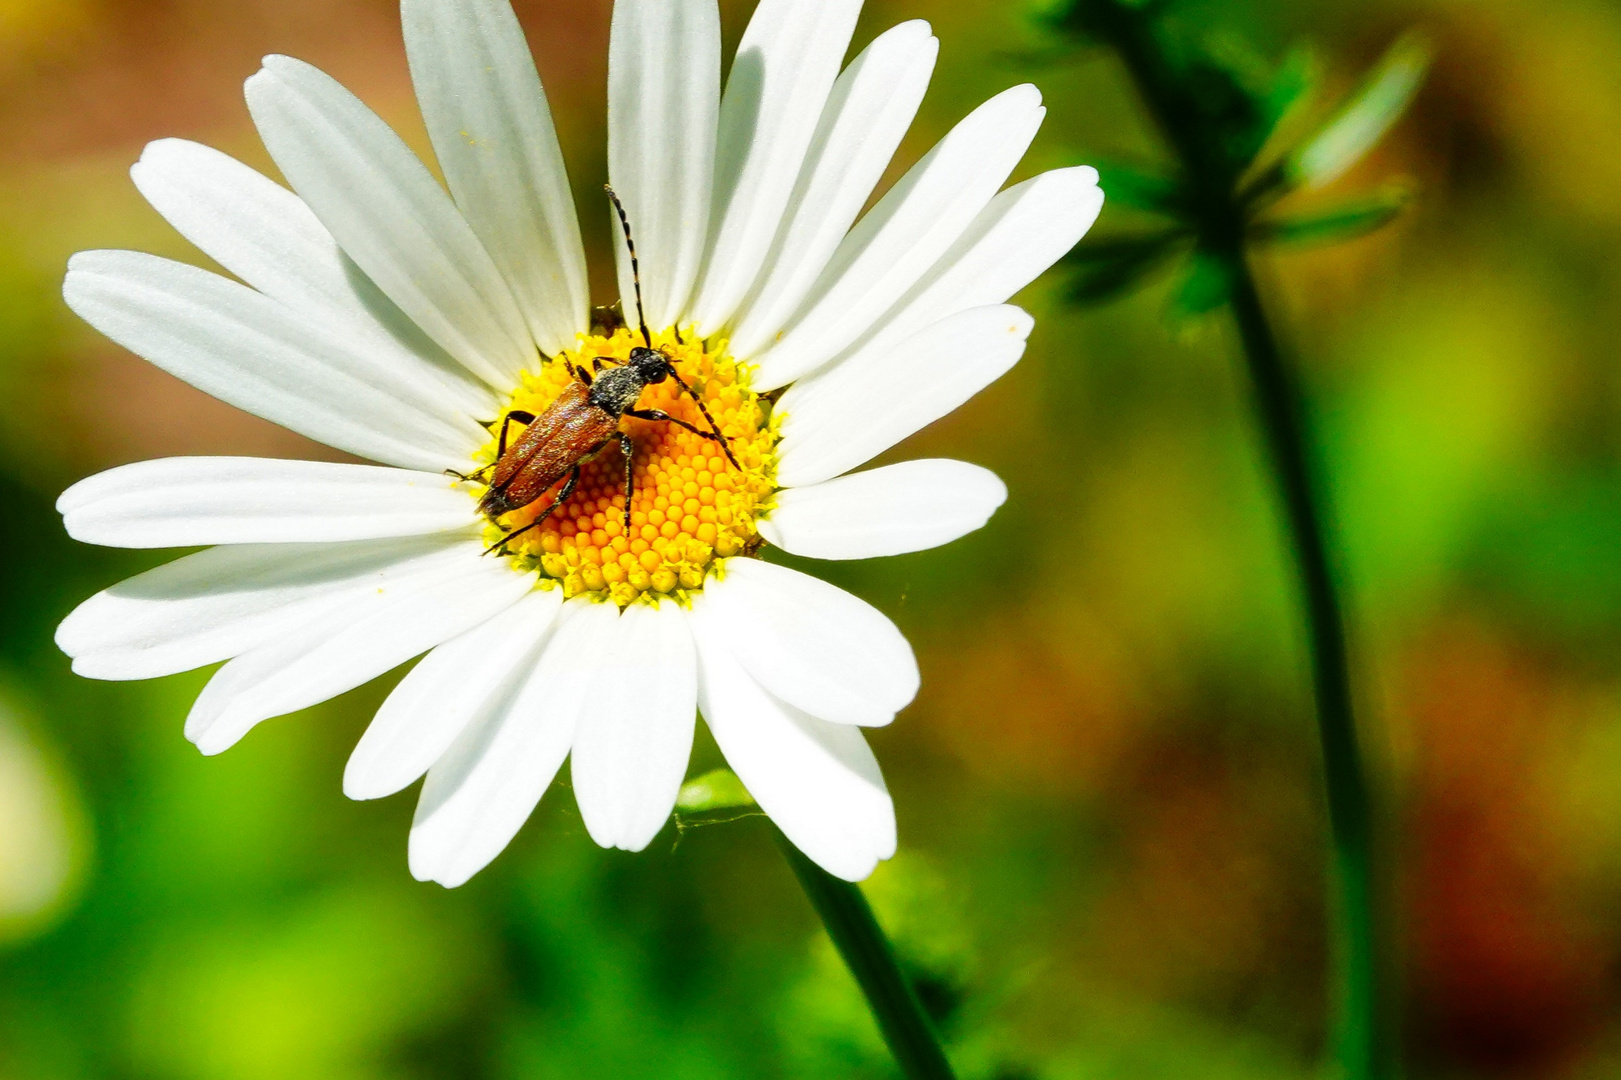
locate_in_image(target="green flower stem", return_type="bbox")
[1224,252,1385,1080]
[776,832,957,1080]
[1084,5,1389,1078]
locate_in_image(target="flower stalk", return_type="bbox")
[1058,2,1402,1077]
[1224,250,1385,1080]
[777,831,958,1080]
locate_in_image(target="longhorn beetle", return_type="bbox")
[456,186,741,556]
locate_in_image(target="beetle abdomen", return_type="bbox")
[480,380,620,521]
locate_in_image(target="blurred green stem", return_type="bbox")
[1089,5,1388,1078]
[1224,250,1384,1080]
[777,832,957,1080]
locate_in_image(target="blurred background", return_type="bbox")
[0,0,1617,1076]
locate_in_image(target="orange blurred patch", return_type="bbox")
[919,605,1143,796]
[1403,619,1610,1072]
[1085,743,1321,1009]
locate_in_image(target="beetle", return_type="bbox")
[457,187,740,556]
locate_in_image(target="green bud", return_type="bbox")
[676,768,756,813]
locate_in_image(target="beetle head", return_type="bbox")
[627,346,674,385]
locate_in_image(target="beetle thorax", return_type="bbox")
[586,365,648,416]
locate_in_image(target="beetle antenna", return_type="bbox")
[667,368,742,471]
[604,185,652,349]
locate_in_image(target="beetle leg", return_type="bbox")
[624,407,689,428]
[449,407,535,485]
[629,367,744,471]
[494,410,537,459]
[485,464,582,557]
[617,431,635,531]
[623,407,741,469]
[566,359,592,386]
[623,408,734,460]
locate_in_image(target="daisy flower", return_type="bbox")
[54,0,1103,885]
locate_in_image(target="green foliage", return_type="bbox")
[1064,233,1185,305]
[1262,45,1320,141]
[1038,0,1182,46]
[1046,0,1427,316]
[1091,161,1186,215]
[1167,249,1233,320]
[1176,48,1276,174]
[1250,184,1412,247]
[1287,32,1432,190]
[1185,34,1317,173]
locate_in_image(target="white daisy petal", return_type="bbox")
[703,558,915,727]
[816,166,1103,379]
[185,543,533,756]
[571,600,696,852]
[130,138,494,419]
[688,0,863,336]
[246,55,536,387]
[775,304,1033,488]
[751,84,1045,390]
[409,598,618,887]
[403,0,589,356]
[344,588,563,801]
[63,250,486,471]
[59,457,478,549]
[759,458,1007,560]
[607,0,720,330]
[690,599,895,882]
[56,534,476,682]
[727,21,937,359]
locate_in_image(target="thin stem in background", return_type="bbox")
[1224,251,1385,1080]
[776,832,957,1080]
[1084,6,1389,1077]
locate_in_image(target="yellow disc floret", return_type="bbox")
[475,327,776,607]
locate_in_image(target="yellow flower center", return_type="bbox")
[476,327,777,607]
